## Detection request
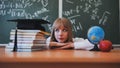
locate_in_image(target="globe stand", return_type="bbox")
[90,44,100,51]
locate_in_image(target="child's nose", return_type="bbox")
[58,30,63,35]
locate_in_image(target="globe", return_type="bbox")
[87,26,105,44]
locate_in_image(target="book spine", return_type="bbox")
[10,38,45,41]
[10,34,45,38]
[11,40,46,44]
[5,48,44,52]
[6,43,46,49]
[10,36,45,40]
[10,32,44,36]
[11,29,41,33]
[5,48,32,52]
[11,29,50,35]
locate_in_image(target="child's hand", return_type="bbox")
[50,42,66,47]
[56,42,74,49]
[49,42,74,49]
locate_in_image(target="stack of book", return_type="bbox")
[5,29,50,52]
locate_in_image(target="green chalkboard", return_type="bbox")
[0,0,120,44]
[63,0,120,44]
[0,0,58,43]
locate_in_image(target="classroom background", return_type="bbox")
[0,0,120,45]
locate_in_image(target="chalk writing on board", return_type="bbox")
[63,0,111,33]
[0,0,49,19]
[99,11,111,25]
[66,0,74,4]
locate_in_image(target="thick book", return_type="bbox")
[10,29,50,41]
[11,29,41,33]
[10,32,45,36]
[10,31,45,36]
[10,39,46,44]
[6,42,47,49]
[10,35,45,40]
[10,29,46,41]
[5,47,45,52]
[11,29,50,35]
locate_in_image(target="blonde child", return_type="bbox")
[46,18,94,50]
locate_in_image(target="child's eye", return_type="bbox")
[55,29,68,32]
[55,29,59,32]
[63,29,68,32]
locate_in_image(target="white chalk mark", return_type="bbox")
[41,0,48,7]
[73,26,77,32]
[68,15,80,19]
[79,22,83,30]
[66,0,73,4]
[99,11,111,25]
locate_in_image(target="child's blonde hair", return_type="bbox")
[50,18,73,42]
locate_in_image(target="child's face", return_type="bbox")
[54,25,68,43]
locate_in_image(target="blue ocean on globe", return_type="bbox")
[87,26,105,44]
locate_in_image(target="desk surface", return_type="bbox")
[0,47,120,63]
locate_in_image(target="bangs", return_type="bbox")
[53,19,70,29]
[54,23,68,29]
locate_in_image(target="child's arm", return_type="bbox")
[46,37,67,49]
[58,38,95,50]
[73,39,95,50]
[46,37,96,50]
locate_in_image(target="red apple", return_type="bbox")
[99,40,112,52]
